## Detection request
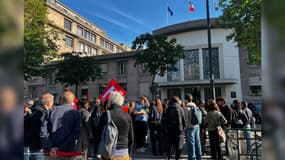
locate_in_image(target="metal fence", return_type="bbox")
[225,128,262,160]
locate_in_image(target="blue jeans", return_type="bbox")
[244,124,252,155]
[185,127,202,160]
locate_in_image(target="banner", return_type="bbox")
[99,79,127,103]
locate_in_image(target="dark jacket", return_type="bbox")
[29,105,48,150]
[219,105,232,126]
[166,103,185,135]
[97,104,134,155]
[40,104,80,151]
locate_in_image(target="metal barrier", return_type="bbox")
[225,128,262,160]
[24,150,86,160]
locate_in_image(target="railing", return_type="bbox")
[225,128,262,160]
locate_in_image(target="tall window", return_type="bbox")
[117,61,128,75]
[184,49,199,80]
[100,38,104,47]
[78,42,84,52]
[84,45,91,55]
[64,19,72,31]
[167,60,181,81]
[91,34,96,43]
[84,30,90,40]
[100,64,107,77]
[65,36,73,47]
[77,26,83,37]
[110,44,114,51]
[204,87,222,103]
[167,88,181,99]
[91,48,97,56]
[99,84,106,95]
[202,47,220,80]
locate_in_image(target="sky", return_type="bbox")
[59,0,222,47]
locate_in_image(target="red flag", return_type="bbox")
[72,97,79,110]
[189,1,195,12]
[99,79,127,103]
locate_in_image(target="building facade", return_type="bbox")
[46,0,131,56]
[25,0,132,98]
[153,19,243,104]
[239,48,262,103]
[40,51,152,102]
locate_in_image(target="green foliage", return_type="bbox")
[218,0,261,64]
[24,0,59,80]
[55,53,102,88]
[132,33,185,78]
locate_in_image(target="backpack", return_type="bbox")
[98,110,118,158]
[189,105,202,125]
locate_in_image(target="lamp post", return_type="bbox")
[206,0,215,99]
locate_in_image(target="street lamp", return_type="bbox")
[206,0,215,99]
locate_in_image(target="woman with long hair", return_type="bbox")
[149,98,163,156]
[206,100,227,160]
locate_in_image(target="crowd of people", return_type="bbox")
[24,90,256,160]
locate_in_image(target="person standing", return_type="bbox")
[97,91,134,159]
[40,91,80,154]
[76,100,93,156]
[166,96,185,160]
[206,100,227,160]
[198,100,207,155]
[241,101,253,155]
[217,97,232,128]
[149,98,163,156]
[134,96,150,152]
[29,93,54,159]
[184,94,202,160]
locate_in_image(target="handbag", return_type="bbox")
[217,126,226,143]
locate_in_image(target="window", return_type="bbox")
[110,44,114,51]
[49,0,55,4]
[119,83,127,91]
[100,64,107,77]
[100,38,104,47]
[65,36,73,47]
[204,87,222,103]
[91,34,96,43]
[78,42,84,52]
[185,88,200,102]
[202,47,220,80]
[77,27,83,37]
[84,45,91,55]
[117,61,128,75]
[91,47,97,56]
[184,49,199,80]
[64,19,72,31]
[249,86,262,96]
[167,88,181,99]
[84,30,90,40]
[167,60,181,81]
[98,84,106,95]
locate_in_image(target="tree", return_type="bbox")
[24,0,59,80]
[218,0,261,64]
[132,33,185,98]
[55,53,102,97]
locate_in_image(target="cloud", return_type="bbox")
[86,12,140,34]
[94,2,152,30]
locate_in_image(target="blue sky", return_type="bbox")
[60,0,222,47]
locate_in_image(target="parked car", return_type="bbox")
[248,102,262,124]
